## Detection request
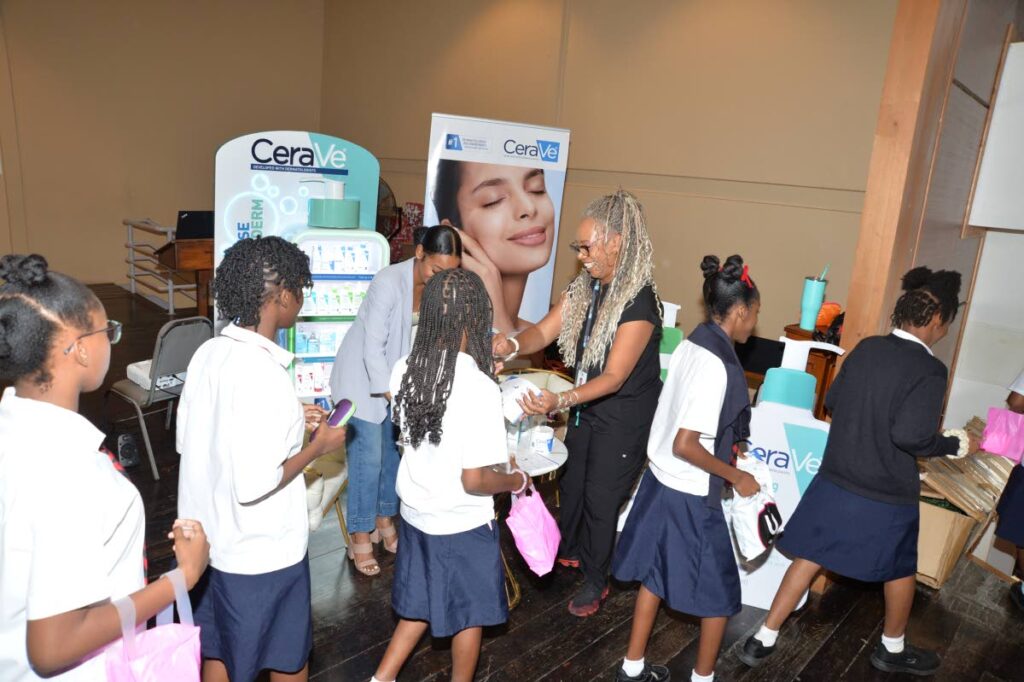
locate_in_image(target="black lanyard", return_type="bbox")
[574,279,603,425]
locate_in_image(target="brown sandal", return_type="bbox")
[346,542,380,576]
[371,524,399,554]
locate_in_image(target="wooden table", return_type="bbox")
[156,238,214,318]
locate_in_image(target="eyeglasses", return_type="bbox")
[64,320,122,355]
[568,239,598,257]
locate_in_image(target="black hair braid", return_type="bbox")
[393,268,494,448]
[700,254,759,321]
[214,236,312,327]
[891,266,962,328]
[0,254,100,386]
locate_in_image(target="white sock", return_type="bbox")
[691,669,714,682]
[755,624,779,647]
[371,677,393,682]
[621,657,645,677]
[881,633,905,654]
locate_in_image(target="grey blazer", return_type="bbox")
[328,257,414,424]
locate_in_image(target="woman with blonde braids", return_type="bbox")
[493,190,662,617]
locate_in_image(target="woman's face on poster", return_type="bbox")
[453,163,556,276]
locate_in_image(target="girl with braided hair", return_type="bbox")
[740,266,979,677]
[372,268,528,682]
[0,254,209,680]
[177,236,347,682]
[492,189,663,617]
[328,224,462,577]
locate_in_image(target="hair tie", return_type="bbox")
[740,264,754,289]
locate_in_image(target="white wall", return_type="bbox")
[969,42,1024,231]
[945,230,1024,428]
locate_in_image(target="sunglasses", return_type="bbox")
[64,320,122,355]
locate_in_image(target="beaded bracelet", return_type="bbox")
[511,468,530,494]
[556,390,580,412]
[502,335,521,362]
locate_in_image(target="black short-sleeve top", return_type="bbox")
[574,284,663,429]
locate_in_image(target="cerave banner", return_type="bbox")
[424,114,570,329]
[214,131,380,262]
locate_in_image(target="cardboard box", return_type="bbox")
[917,501,976,588]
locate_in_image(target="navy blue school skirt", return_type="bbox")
[392,519,508,638]
[996,465,1024,547]
[612,471,741,618]
[190,556,312,682]
[777,476,918,583]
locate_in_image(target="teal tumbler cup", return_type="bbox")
[799,277,827,331]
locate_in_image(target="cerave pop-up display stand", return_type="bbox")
[737,337,843,610]
[213,131,388,399]
[290,229,388,400]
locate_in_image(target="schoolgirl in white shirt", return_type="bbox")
[371,268,529,682]
[612,255,762,682]
[0,254,209,681]
[177,236,347,682]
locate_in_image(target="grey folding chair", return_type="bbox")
[107,316,212,479]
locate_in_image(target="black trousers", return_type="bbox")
[559,414,651,590]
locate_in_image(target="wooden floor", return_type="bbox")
[81,285,1024,682]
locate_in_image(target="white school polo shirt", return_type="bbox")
[176,324,306,575]
[646,339,728,496]
[0,388,145,681]
[391,353,509,535]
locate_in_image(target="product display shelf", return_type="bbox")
[290,229,390,402]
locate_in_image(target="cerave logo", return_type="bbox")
[445,134,463,151]
[249,137,348,175]
[503,139,560,163]
[749,424,827,495]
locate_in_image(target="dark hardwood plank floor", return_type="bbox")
[74,285,1024,682]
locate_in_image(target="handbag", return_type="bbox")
[505,484,561,576]
[981,406,1024,463]
[105,569,201,681]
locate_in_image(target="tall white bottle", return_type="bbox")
[737,338,843,610]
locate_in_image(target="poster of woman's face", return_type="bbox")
[424,116,569,331]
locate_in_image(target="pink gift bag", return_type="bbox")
[981,407,1024,463]
[506,485,561,576]
[106,569,201,681]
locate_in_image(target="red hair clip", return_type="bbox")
[740,265,754,289]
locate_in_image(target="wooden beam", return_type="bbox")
[841,0,968,352]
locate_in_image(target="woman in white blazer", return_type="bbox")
[329,225,461,575]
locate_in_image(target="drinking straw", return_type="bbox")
[818,264,830,281]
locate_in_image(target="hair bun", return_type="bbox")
[901,266,932,291]
[700,255,721,279]
[0,254,49,287]
[720,255,745,281]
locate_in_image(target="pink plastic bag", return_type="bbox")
[981,407,1024,463]
[105,569,201,681]
[506,485,560,576]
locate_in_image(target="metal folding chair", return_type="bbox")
[106,316,212,479]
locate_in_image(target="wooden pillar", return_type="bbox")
[840,0,968,352]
